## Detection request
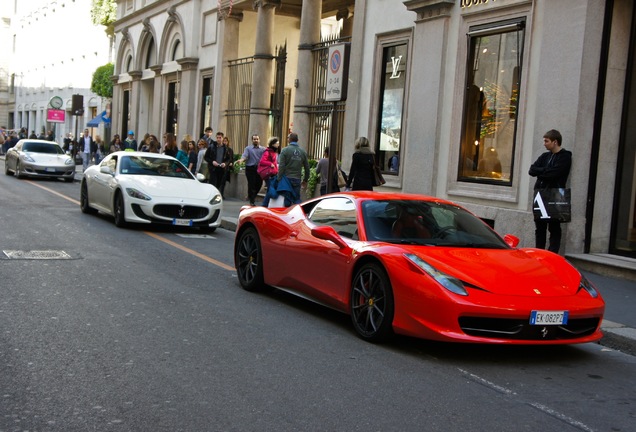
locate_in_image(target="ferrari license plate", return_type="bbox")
[530,310,569,325]
[173,218,193,226]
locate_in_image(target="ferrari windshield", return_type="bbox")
[119,156,194,179]
[362,199,509,248]
[22,142,64,154]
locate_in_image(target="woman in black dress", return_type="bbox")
[346,136,375,191]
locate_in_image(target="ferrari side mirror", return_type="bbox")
[503,234,520,248]
[311,225,352,252]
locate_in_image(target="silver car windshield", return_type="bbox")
[23,143,64,154]
[119,156,193,179]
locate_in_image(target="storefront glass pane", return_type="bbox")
[611,21,636,257]
[459,22,524,185]
[376,43,407,175]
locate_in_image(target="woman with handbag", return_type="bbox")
[258,137,280,206]
[315,147,345,195]
[346,136,377,191]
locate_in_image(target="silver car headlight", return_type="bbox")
[404,253,468,296]
[64,158,74,165]
[125,188,152,201]
[577,273,599,298]
[22,154,35,162]
[210,194,222,205]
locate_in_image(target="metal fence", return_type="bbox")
[306,34,351,161]
[226,56,253,154]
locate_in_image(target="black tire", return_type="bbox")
[350,262,394,343]
[64,176,74,183]
[201,226,217,234]
[235,227,265,292]
[14,161,23,179]
[113,191,127,227]
[4,159,10,176]
[80,181,97,214]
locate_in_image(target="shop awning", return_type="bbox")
[87,111,111,127]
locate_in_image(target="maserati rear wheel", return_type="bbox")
[350,262,394,343]
[80,181,97,214]
[235,227,265,292]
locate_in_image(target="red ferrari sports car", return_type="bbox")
[233,191,604,344]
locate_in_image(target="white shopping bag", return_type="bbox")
[268,195,286,208]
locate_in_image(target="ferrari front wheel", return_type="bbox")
[350,262,394,343]
[235,227,265,292]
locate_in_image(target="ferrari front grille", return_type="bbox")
[153,204,209,219]
[458,316,600,340]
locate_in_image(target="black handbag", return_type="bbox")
[373,164,386,187]
[533,188,571,222]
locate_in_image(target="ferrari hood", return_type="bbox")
[126,176,218,200]
[403,246,581,297]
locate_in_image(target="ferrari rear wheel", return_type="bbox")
[80,181,97,214]
[113,191,127,227]
[235,227,265,292]
[350,262,394,343]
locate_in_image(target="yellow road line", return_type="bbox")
[144,231,235,271]
[26,180,235,272]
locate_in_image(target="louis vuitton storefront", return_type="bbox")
[342,0,636,258]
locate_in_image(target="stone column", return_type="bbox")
[248,0,278,142]
[217,12,243,135]
[402,0,454,194]
[177,57,200,140]
[149,65,163,136]
[128,70,142,138]
[292,0,322,151]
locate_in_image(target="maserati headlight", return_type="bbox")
[404,253,468,296]
[126,188,151,201]
[578,273,599,298]
[210,194,222,205]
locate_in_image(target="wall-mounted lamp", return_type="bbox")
[294,79,299,88]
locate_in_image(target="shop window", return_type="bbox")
[375,42,408,175]
[459,19,525,185]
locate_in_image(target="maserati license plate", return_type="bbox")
[173,218,193,226]
[530,310,568,325]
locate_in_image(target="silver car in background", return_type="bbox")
[4,139,75,183]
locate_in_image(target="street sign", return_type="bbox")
[326,43,350,102]
[47,109,66,123]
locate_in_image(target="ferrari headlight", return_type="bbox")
[578,273,599,298]
[126,188,151,201]
[210,194,222,205]
[404,253,468,296]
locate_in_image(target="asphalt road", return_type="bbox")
[1,170,635,432]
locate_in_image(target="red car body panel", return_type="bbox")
[235,192,605,344]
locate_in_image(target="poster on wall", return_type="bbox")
[379,88,402,152]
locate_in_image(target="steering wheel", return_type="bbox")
[434,226,457,239]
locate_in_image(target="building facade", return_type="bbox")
[111,0,636,259]
[6,0,112,144]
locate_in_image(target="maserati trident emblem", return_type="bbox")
[178,206,185,218]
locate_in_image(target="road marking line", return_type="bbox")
[144,231,235,271]
[25,180,235,272]
[27,180,80,204]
